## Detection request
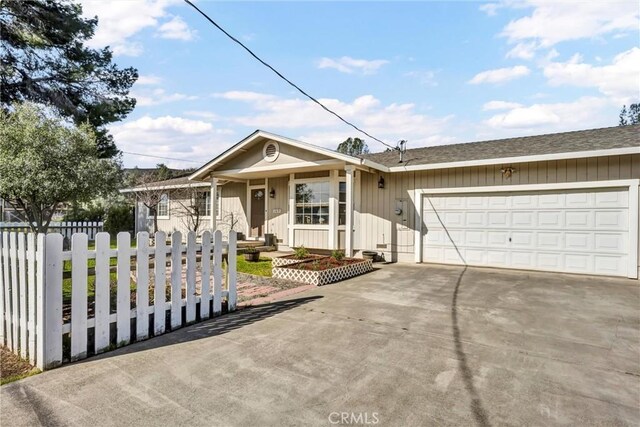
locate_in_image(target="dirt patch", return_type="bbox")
[237,272,309,303]
[287,257,363,271]
[1,347,39,385]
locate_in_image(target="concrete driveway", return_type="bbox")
[2,264,639,426]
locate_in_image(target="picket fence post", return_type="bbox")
[228,231,237,311]
[116,232,131,346]
[200,231,211,320]
[170,232,182,330]
[213,230,222,315]
[44,233,63,368]
[94,232,110,354]
[186,231,196,324]
[70,233,88,361]
[154,231,167,335]
[0,232,8,348]
[136,232,150,341]
[35,233,46,369]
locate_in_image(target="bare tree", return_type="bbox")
[172,185,208,234]
[127,173,167,234]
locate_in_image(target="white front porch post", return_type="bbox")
[345,166,355,256]
[210,177,218,232]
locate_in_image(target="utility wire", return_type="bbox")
[183,0,398,151]
[122,151,202,164]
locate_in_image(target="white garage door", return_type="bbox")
[422,188,631,277]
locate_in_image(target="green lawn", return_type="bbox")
[236,257,272,277]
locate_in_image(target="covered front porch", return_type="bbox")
[190,131,381,256]
[210,167,361,255]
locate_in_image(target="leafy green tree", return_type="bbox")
[619,103,640,126]
[337,137,369,156]
[0,0,137,158]
[0,103,122,232]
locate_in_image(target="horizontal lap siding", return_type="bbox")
[358,155,640,261]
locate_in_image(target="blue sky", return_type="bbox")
[79,1,640,168]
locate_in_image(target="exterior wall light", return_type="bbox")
[500,166,516,179]
[378,176,385,189]
[269,188,276,198]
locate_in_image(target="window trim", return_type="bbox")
[148,193,170,219]
[294,179,331,226]
[199,186,222,220]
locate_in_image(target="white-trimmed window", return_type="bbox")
[295,182,329,225]
[149,194,169,218]
[197,187,222,218]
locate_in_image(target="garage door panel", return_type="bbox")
[486,250,509,266]
[539,193,564,207]
[565,192,591,207]
[511,231,535,249]
[594,210,627,229]
[537,232,561,249]
[564,232,592,251]
[538,211,564,228]
[511,251,535,268]
[422,188,631,277]
[466,212,485,227]
[487,211,509,227]
[565,211,592,228]
[594,256,627,274]
[594,233,627,253]
[595,190,628,207]
[537,253,562,269]
[512,211,535,228]
[487,231,509,246]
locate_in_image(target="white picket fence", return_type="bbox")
[0,230,237,370]
[0,221,104,240]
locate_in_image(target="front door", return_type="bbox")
[250,188,265,237]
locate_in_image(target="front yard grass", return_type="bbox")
[236,256,272,277]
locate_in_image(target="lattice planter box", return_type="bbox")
[272,259,373,286]
[272,254,327,267]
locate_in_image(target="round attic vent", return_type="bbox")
[263,141,279,162]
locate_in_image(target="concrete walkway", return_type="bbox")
[2,264,639,426]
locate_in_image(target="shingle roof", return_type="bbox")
[361,126,639,168]
[121,175,210,192]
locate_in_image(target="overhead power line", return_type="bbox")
[183,0,398,151]
[122,151,202,164]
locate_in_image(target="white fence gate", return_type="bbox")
[0,230,237,370]
[0,221,104,240]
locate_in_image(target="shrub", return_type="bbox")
[244,247,259,254]
[104,204,134,235]
[294,245,309,259]
[331,250,345,261]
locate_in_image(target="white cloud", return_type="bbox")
[500,0,639,48]
[404,70,438,87]
[213,91,277,102]
[484,96,613,132]
[132,88,198,106]
[157,16,196,40]
[136,75,163,85]
[80,0,194,56]
[317,56,389,74]
[468,65,530,84]
[482,101,524,111]
[215,91,454,150]
[506,42,536,60]
[543,47,640,103]
[111,115,236,168]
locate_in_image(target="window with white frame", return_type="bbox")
[148,194,169,218]
[295,182,329,225]
[196,188,222,218]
